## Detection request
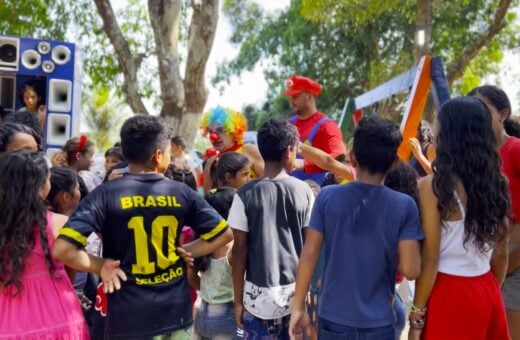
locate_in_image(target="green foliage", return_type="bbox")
[83,87,130,151]
[0,0,69,39]
[67,0,158,101]
[217,0,519,130]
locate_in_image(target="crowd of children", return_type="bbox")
[0,81,519,340]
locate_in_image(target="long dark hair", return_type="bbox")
[432,96,510,252]
[0,151,54,294]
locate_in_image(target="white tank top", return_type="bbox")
[438,191,492,276]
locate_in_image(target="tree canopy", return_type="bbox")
[216,0,519,129]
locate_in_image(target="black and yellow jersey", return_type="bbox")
[58,173,227,338]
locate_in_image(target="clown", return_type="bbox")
[200,107,263,192]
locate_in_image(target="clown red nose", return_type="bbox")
[209,132,219,143]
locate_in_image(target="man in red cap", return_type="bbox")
[284,75,346,184]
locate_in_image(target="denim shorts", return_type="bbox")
[151,328,191,340]
[194,300,239,339]
[242,309,290,340]
[318,318,395,340]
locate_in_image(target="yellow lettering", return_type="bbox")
[172,196,181,207]
[145,196,157,208]
[121,197,133,209]
[133,196,145,208]
[151,216,179,269]
[128,216,156,274]
[176,267,183,276]
[154,274,163,284]
[167,196,173,206]
[157,196,167,207]
[161,272,169,282]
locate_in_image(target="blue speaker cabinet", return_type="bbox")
[0,35,82,152]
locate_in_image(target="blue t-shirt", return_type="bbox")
[309,182,423,328]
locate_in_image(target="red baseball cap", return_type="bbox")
[283,75,322,97]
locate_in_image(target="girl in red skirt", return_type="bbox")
[409,96,511,340]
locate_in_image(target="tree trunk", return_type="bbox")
[148,0,185,120]
[446,0,512,86]
[93,0,149,115]
[94,0,220,151]
[181,0,219,151]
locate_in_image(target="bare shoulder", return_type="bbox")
[418,174,433,193]
[243,144,260,156]
[50,212,69,238]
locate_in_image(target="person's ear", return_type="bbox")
[499,108,510,123]
[224,172,234,182]
[284,146,294,159]
[349,149,357,168]
[151,148,163,165]
[62,191,71,202]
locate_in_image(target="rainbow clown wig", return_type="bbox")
[200,107,248,145]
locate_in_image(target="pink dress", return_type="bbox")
[0,213,89,339]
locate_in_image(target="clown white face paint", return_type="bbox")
[208,125,235,152]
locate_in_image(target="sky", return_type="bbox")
[205,0,290,110]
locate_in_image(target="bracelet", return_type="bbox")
[411,304,427,313]
[409,305,427,330]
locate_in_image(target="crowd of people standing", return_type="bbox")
[0,75,519,340]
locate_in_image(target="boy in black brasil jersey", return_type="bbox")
[53,115,233,339]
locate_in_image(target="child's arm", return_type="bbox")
[181,228,233,258]
[398,240,421,280]
[490,224,509,285]
[289,229,323,339]
[299,143,354,181]
[231,229,248,328]
[187,267,201,290]
[409,177,441,339]
[507,223,520,275]
[53,239,126,293]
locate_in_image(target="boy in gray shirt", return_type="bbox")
[229,119,314,338]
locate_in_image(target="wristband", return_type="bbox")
[409,305,427,330]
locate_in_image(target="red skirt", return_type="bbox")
[423,271,509,340]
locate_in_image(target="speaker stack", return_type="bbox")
[0,35,82,154]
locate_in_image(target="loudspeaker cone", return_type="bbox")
[37,42,51,55]
[21,50,41,69]
[51,45,71,65]
[42,60,55,73]
[0,44,17,63]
